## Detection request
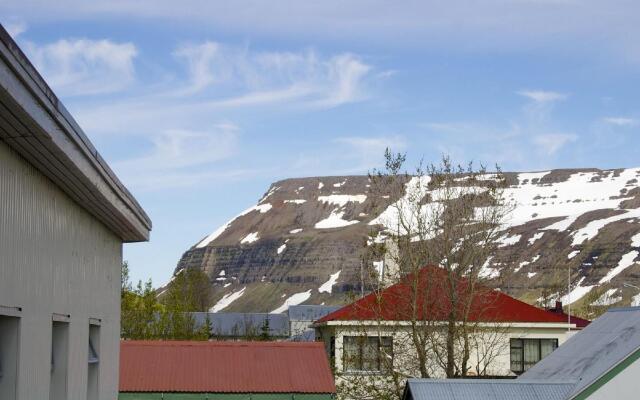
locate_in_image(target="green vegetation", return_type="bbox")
[121,262,211,340]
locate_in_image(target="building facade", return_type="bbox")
[313,267,584,391]
[0,25,151,400]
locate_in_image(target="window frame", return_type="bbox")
[0,311,21,400]
[510,338,558,374]
[342,335,393,374]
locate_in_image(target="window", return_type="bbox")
[50,320,69,400]
[329,336,336,370]
[0,314,20,400]
[510,338,558,374]
[343,336,393,373]
[87,323,100,400]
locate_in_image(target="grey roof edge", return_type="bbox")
[606,306,640,312]
[406,378,577,385]
[569,344,640,400]
[0,24,151,242]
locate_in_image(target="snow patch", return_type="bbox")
[572,210,640,246]
[527,272,537,278]
[591,289,622,306]
[277,243,287,254]
[632,292,640,307]
[497,234,522,248]
[528,232,545,245]
[333,180,347,187]
[568,250,580,259]
[479,257,499,279]
[284,199,307,204]
[318,270,341,294]
[318,194,367,206]
[631,232,640,247]
[373,260,384,278]
[240,232,260,244]
[560,277,595,305]
[223,282,231,288]
[210,287,246,312]
[271,290,312,313]
[197,203,272,248]
[504,168,640,229]
[318,182,324,189]
[599,250,639,284]
[315,210,359,229]
[290,228,303,234]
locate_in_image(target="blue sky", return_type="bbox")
[3,1,640,286]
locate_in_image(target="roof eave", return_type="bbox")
[0,25,151,242]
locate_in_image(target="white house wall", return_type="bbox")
[0,140,122,399]
[317,323,573,382]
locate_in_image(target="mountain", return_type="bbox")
[174,168,640,314]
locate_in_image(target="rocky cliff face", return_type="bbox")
[175,169,640,314]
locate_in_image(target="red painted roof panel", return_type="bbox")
[318,266,586,325]
[119,341,336,393]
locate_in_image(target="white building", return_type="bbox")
[402,307,640,400]
[0,25,151,400]
[313,266,586,388]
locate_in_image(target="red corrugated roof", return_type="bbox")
[119,340,336,393]
[317,266,577,325]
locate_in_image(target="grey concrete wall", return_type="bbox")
[0,140,122,400]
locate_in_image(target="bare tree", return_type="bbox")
[336,152,513,400]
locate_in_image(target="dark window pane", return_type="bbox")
[343,337,361,372]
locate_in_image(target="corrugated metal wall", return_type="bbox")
[0,139,122,399]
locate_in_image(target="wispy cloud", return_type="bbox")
[603,117,638,127]
[24,38,137,96]
[172,42,371,108]
[517,90,568,104]
[74,43,376,138]
[532,133,577,155]
[112,124,241,191]
[291,135,406,176]
[4,21,26,38]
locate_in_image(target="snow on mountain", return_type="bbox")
[318,270,341,294]
[178,168,640,312]
[271,289,312,313]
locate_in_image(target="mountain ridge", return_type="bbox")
[174,167,640,315]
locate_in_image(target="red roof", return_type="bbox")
[119,341,336,394]
[317,266,577,325]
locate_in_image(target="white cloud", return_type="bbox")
[24,38,137,96]
[603,117,638,126]
[112,124,241,191]
[173,41,221,94]
[172,43,371,108]
[73,44,374,138]
[517,90,568,104]
[532,133,577,155]
[4,21,27,38]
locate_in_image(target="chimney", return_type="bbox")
[554,301,563,313]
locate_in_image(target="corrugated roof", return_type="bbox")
[520,306,640,399]
[119,340,336,394]
[404,379,575,400]
[317,266,573,325]
[288,305,341,321]
[192,312,289,337]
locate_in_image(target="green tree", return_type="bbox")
[259,315,271,341]
[120,263,211,340]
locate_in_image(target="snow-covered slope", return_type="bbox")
[175,168,640,313]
